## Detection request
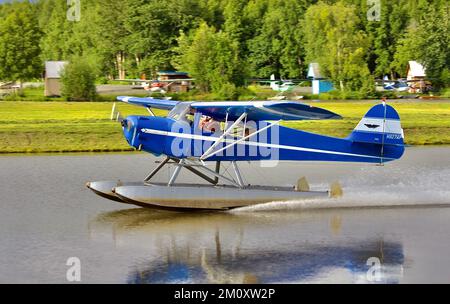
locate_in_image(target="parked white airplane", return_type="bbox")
[270,74,296,93]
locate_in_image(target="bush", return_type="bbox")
[61,60,97,101]
[212,83,239,100]
[441,87,450,98]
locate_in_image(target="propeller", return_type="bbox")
[110,102,141,150]
[111,102,125,123]
[116,112,124,123]
[131,126,138,146]
[120,118,128,128]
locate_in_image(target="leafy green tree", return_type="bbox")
[201,0,226,29]
[0,2,42,84]
[175,23,216,92]
[364,0,409,78]
[247,0,312,79]
[393,3,449,88]
[303,1,373,92]
[175,22,245,98]
[83,0,130,79]
[61,59,97,101]
[223,0,248,43]
[415,4,449,88]
[39,0,74,61]
[1,0,445,94]
[123,0,206,77]
[392,23,421,77]
[40,0,105,73]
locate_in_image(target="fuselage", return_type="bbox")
[122,114,405,164]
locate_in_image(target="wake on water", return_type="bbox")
[232,165,450,212]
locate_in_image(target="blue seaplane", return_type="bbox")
[87,96,405,210]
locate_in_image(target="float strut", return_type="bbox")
[184,163,220,185]
[145,157,171,182]
[214,161,221,185]
[232,161,245,188]
[168,159,185,187]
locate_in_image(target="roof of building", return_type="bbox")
[157,71,189,76]
[307,63,325,79]
[45,61,68,78]
[407,61,426,77]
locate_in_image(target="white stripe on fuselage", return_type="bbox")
[140,128,393,160]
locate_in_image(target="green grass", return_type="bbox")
[0,101,166,153]
[1,86,65,102]
[0,100,449,154]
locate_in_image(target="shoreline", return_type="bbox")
[1,144,449,157]
[1,100,449,153]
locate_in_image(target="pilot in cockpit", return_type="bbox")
[199,116,221,133]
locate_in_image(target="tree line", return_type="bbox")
[0,0,448,97]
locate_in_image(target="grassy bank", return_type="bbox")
[0,102,165,153]
[0,100,449,154]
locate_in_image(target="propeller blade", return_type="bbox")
[131,127,138,146]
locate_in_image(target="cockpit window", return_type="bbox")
[168,103,193,120]
[168,103,195,124]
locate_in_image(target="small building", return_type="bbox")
[307,63,334,95]
[157,71,192,93]
[407,61,426,81]
[406,61,430,93]
[44,61,68,97]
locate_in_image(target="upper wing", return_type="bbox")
[117,96,179,111]
[117,96,342,121]
[157,79,195,82]
[191,101,342,121]
[115,79,194,83]
[115,79,149,83]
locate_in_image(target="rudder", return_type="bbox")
[348,103,404,146]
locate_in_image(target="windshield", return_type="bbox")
[168,102,194,122]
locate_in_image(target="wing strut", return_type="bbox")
[147,108,156,117]
[201,120,280,161]
[201,112,248,160]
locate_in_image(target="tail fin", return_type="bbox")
[349,103,404,146]
[270,74,278,90]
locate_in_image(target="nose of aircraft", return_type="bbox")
[121,117,140,148]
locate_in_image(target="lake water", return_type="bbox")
[0,147,449,284]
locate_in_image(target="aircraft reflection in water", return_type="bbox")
[90,209,405,284]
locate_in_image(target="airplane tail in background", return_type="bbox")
[348,103,405,147]
[270,74,278,91]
